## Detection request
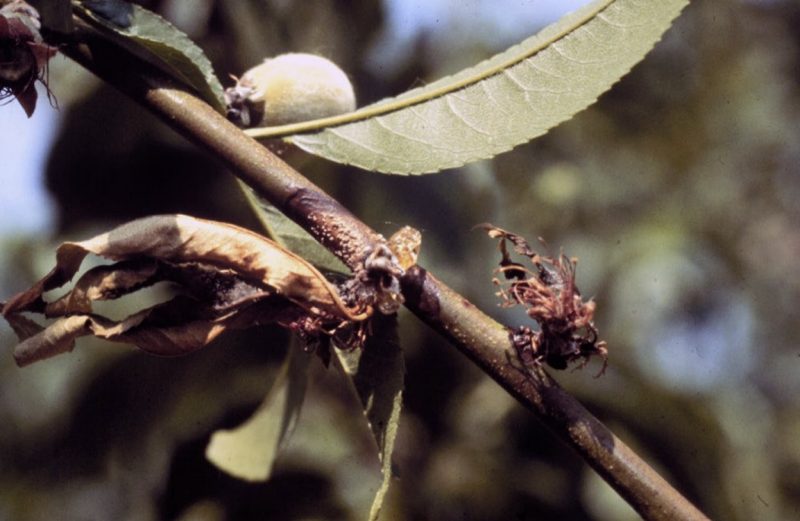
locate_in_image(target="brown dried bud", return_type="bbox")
[0,1,57,117]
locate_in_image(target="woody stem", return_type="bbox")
[53,19,710,521]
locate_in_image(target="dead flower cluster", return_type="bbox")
[0,0,57,116]
[480,224,608,375]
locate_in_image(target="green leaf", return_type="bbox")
[246,0,688,174]
[75,1,226,113]
[335,314,404,521]
[204,340,310,481]
[238,181,349,274]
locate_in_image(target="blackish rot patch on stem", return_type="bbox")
[401,266,441,318]
[284,188,377,269]
[286,189,419,317]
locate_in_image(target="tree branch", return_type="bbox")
[55,21,709,521]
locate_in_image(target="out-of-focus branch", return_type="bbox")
[53,20,710,521]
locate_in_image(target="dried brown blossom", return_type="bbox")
[480,224,608,375]
[342,226,422,316]
[0,1,58,117]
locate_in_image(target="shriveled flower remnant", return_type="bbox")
[0,0,57,117]
[481,225,607,376]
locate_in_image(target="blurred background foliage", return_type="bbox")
[1,0,799,519]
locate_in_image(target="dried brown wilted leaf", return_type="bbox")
[3,215,365,319]
[44,258,161,316]
[387,226,421,271]
[11,296,296,367]
[2,214,370,366]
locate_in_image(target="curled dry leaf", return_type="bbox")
[2,214,369,366]
[479,224,608,375]
[388,225,422,271]
[12,297,267,366]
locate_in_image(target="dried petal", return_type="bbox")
[0,1,57,117]
[388,226,421,271]
[482,224,607,373]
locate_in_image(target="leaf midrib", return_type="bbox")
[244,0,613,139]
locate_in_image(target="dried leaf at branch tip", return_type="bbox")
[10,297,262,366]
[13,315,91,366]
[44,258,160,316]
[249,0,690,174]
[483,224,608,374]
[4,214,364,320]
[4,313,44,342]
[2,214,370,366]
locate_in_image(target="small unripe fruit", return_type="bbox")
[225,53,356,127]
